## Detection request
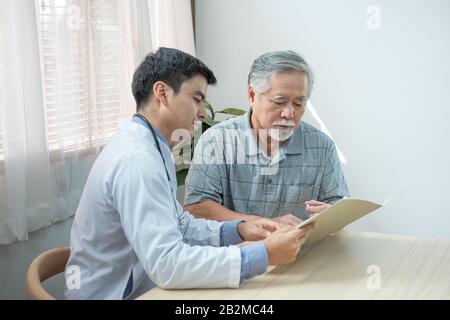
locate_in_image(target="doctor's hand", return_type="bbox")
[304,200,331,215]
[263,223,315,266]
[237,219,280,241]
[271,214,302,226]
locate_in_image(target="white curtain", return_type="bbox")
[148,0,196,56]
[0,0,195,245]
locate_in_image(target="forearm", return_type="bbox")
[185,200,260,222]
[318,195,344,204]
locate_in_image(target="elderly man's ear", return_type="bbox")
[247,86,256,104]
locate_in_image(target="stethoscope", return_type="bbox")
[133,114,182,227]
[133,113,171,182]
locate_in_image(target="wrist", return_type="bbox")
[236,220,246,240]
[262,239,273,264]
[245,214,261,221]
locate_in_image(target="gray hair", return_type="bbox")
[248,50,314,97]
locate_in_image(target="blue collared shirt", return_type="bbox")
[220,220,268,283]
[133,115,170,147]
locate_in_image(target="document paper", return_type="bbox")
[295,192,403,247]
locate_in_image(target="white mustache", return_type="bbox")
[272,120,295,127]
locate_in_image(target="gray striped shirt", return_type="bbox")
[185,111,349,220]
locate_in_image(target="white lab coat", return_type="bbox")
[65,119,241,300]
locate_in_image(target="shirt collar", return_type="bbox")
[243,110,259,156]
[283,124,303,155]
[132,116,170,148]
[244,108,303,156]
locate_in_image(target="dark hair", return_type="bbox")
[132,47,217,110]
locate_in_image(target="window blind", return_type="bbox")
[38,0,122,154]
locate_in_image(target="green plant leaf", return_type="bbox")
[216,108,246,116]
[176,168,189,186]
[204,100,214,119]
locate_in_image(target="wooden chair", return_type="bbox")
[25,247,70,300]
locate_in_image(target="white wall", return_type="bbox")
[195,0,450,239]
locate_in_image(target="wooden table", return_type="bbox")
[138,230,450,300]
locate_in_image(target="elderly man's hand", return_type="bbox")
[271,214,302,226]
[237,218,280,241]
[304,200,331,214]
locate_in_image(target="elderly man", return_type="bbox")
[184,50,349,226]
